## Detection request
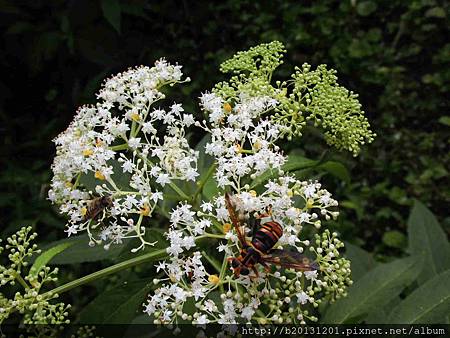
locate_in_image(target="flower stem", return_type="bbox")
[192,162,217,202]
[196,233,225,240]
[15,273,30,290]
[168,181,190,201]
[43,249,168,298]
[109,143,129,151]
[72,173,81,189]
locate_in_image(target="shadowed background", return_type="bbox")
[0,0,449,321]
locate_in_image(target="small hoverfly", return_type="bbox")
[83,196,113,221]
[224,192,319,278]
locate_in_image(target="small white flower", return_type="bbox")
[128,137,141,149]
[156,173,171,186]
[183,114,195,127]
[296,291,309,305]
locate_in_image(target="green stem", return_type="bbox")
[15,273,30,290]
[72,173,81,189]
[112,191,142,197]
[130,120,137,138]
[168,181,190,201]
[192,162,217,202]
[135,214,144,237]
[109,143,129,151]
[218,253,229,294]
[196,233,225,240]
[218,252,228,280]
[43,249,168,298]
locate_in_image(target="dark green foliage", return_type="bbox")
[324,202,450,324]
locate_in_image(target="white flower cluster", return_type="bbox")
[144,179,346,324]
[197,93,284,188]
[49,59,198,250]
[49,55,353,324]
[0,227,71,325]
[144,90,350,324]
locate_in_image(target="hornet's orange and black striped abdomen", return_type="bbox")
[252,221,283,253]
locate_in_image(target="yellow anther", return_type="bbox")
[140,204,151,216]
[253,139,262,151]
[80,207,87,216]
[223,102,232,113]
[306,198,314,209]
[223,223,232,233]
[94,171,106,180]
[65,181,73,188]
[235,144,242,153]
[287,189,294,197]
[249,190,257,197]
[169,274,177,283]
[131,113,141,121]
[208,274,220,285]
[82,149,93,157]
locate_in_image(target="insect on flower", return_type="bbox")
[225,192,319,278]
[83,195,113,221]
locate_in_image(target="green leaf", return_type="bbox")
[388,269,450,324]
[251,155,349,189]
[251,155,317,188]
[356,1,377,16]
[382,230,407,249]
[29,242,75,277]
[41,235,124,264]
[202,175,220,200]
[101,0,121,33]
[365,296,402,324]
[344,242,376,281]
[425,7,446,19]
[438,116,450,126]
[78,279,151,324]
[317,161,350,183]
[408,200,450,283]
[322,256,422,324]
[129,314,153,324]
[195,134,213,176]
[340,199,364,220]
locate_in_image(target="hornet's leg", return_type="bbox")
[251,266,259,278]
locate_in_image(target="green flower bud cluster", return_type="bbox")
[0,226,71,325]
[219,41,286,77]
[214,41,286,102]
[70,326,101,338]
[284,63,376,156]
[213,41,375,156]
[312,230,352,302]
